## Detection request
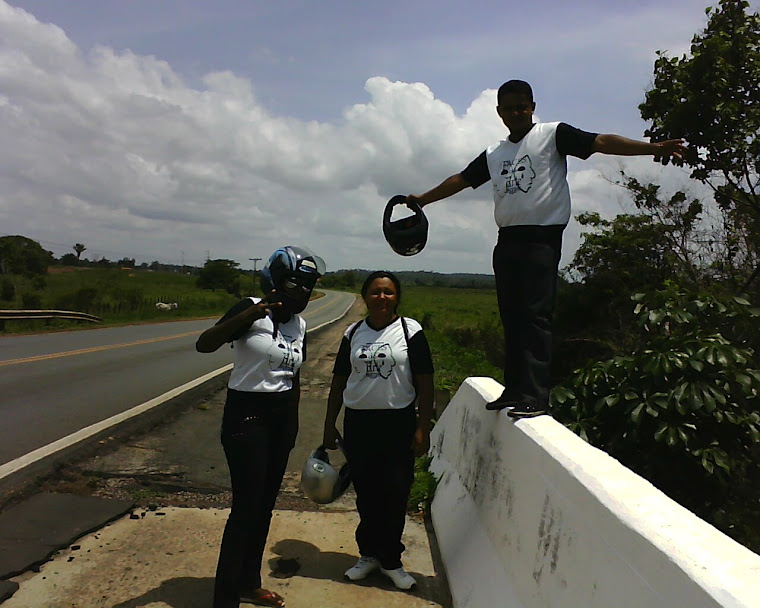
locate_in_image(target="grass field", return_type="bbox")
[399,286,503,392]
[1,267,241,331]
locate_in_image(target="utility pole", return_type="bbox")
[249,257,262,293]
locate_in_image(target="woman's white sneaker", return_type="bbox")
[345,556,380,581]
[380,566,416,590]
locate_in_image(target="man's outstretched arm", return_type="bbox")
[408,173,469,208]
[592,134,686,161]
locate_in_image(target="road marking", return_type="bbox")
[0,364,233,481]
[0,291,356,482]
[0,330,201,367]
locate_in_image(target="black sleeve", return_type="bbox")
[332,336,352,376]
[556,123,598,160]
[460,151,490,189]
[216,298,255,342]
[302,334,308,363]
[408,330,434,375]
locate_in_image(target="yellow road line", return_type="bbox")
[0,330,201,368]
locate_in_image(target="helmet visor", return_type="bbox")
[281,272,317,299]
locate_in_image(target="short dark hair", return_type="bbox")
[497,80,533,106]
[360,270,402,307]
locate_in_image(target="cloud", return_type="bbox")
[0,0,707,276]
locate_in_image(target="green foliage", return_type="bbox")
[54,287,99,313]
[1,277,15,301]
[407,455,439,515]
[572,211,684,293]
[59,253,79,266]
[0,235,54,277]
[197,259,243,296]
[552,284,760,545]
[21,292,43,309]
[640,0,760,289]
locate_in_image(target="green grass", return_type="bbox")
[1,267,241,332]
[400,286,503,392]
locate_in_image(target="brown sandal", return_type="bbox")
[247,588,285,607]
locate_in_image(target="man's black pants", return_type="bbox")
[343,403,416,570]
[492,226,563,408]
[213,389,298,608]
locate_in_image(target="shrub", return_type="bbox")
[552,284,760,548]
[1,277,14,302]
[21,292,43,309]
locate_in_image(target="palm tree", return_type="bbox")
[73,243,86,260]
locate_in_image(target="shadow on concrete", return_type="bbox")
[270,538,449,605]
[111,576,214,608]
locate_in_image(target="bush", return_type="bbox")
[21,292,43,309]
[1,277,14,302]
[55,287,98,313]
[552,284,760,549]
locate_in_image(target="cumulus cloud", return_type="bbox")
[0,0,701,275]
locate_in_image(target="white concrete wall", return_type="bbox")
[429,377,760,608]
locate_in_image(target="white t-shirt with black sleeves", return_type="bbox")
[333,317,434,411]
[461,122,598,228]
[217,297,307,393]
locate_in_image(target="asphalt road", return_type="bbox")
[0,290,355,467]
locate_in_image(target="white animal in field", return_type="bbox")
[155,302,178,311]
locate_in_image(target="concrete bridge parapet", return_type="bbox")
[429,377,760,608]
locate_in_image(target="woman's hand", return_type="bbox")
[244,290,279,321]
[322,424,340,450]
[411,426,430,457]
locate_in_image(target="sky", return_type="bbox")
[0,0,750,275]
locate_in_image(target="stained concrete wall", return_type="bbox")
[429,377,760,608]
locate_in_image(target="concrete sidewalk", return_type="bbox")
[3,505,448,608]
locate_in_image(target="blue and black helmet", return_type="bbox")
[260,246,326,313]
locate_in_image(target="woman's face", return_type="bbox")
[363,277,398,317]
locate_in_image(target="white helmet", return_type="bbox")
[300,443,351,504]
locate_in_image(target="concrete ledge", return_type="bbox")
[429,377,760,608]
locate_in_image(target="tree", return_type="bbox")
[640,0,760,290]
[0,235,54,276]
[197,259,242,296]
[117,257,136,268]
[59,252,79,266]
[73,243,87,260]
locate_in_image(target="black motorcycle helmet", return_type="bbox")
[383,195,429,256]
[260,245,326,313]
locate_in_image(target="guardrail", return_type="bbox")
[0,309,102,331]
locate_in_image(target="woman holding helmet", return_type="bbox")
[322,270,434,590]
[196,245,325,608]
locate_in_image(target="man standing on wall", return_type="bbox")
[407,80,685,418]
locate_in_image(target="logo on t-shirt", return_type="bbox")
[499,154,536,195]
[268,332,301,372]
[356,343,396,379]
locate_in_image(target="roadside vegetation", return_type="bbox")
[2,0,759,551]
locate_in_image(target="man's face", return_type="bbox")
[496,93,535,134]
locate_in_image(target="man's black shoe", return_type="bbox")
[507,403,548,418]
[485,393,519,411]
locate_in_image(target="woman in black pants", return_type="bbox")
[196,246,325,608]
[322,271,434,590]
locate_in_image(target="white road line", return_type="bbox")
[0,292,356,481]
